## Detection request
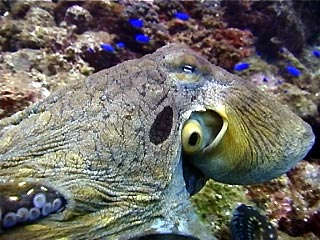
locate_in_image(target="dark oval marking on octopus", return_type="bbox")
[149,106,173,145]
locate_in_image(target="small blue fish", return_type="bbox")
[129,18,144,29]
[231,204,277,240]
[87,47,94,53]
[100,43,114,52]
[285,65,300,77]
[312,49,320,58]
[116,42,125,48]
[234,62,250,71]
[174,12,190,21]
[135,34,150,44]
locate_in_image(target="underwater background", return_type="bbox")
[0,1,319,239]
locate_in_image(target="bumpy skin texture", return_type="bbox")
[0,44,315,240]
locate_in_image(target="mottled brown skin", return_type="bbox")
[0,44,314,240]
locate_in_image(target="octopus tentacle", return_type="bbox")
[230,204,277,240]
[0,179,66,230]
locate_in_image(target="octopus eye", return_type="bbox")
[182,119,204,154]
[182,110,224,155]
[183,64,196,74]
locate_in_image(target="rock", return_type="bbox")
[64,5,92,34]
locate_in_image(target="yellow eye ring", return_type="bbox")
[182,119,203,154]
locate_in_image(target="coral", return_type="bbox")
[0,46,91,118]
[208,28,254,70]
[0,7,71,52]
[0,1,9,16]
[0,20,21,51]
[2,0,257,72]
[275,83,317,118]
[246,161,320,239]
[309,210,320,238]
[191,180,247,237]
[0,86,38,119]
[0,49,45,118]
[5,0,56,19]
[222,1,320,58]
[157,0,255,70]
[25,6,55,27]
[182,0,222,20]
[64,5,93,34]
[74,30,129,71]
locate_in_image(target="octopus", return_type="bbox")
[0,44,315,239]
[231,204,277,240]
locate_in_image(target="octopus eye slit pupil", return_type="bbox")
[189,132,199,146]
[183,65,195,74]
